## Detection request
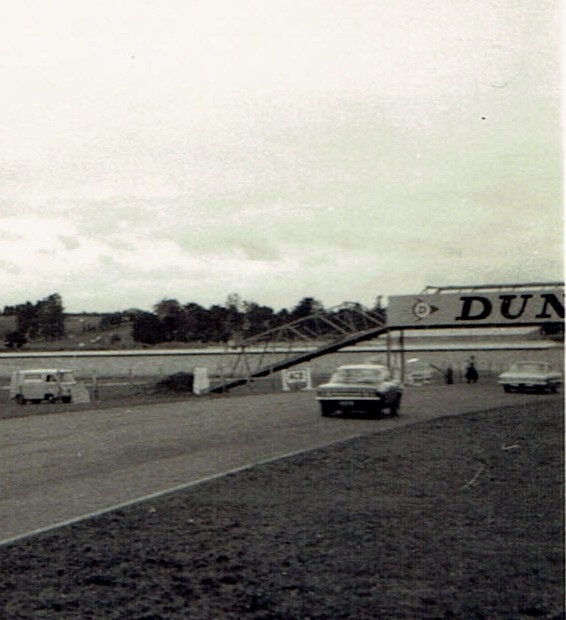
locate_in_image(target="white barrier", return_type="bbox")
[282,368,312,391]
[193,367,210,395]
[70,383,91,404]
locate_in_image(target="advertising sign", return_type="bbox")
[282,368,312,391]
[387,289,564,328]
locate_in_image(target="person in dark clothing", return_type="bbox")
[465,361,479,383]
[445,365,454,384]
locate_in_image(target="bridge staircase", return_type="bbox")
[207,302,388,393]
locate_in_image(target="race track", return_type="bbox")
[0,383,559,544]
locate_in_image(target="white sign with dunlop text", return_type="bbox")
[387,288,564,328]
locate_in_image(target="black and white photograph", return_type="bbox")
[0,1,563,618]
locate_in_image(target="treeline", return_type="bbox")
[3,293,65,348]
[3,292,562,349]
[133,295,384,345]
[3,293,386,348]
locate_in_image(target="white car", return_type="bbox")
[316,364,402,417]
[498,361,562,394]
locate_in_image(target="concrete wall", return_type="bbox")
[0,342,562,384]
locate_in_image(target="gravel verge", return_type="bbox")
[0,397,563,619]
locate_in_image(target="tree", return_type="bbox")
[132,312,163,344]
[273,308,290,327]
[225,294,244,340]
[14,294,65,340]
[154,299,183,319]
[290,297,324,320]
[15,302,39,339]
[37,293,65,339]
[206,305,230,342]
[4,330,27,349]
[243,301,275,336]
[183,303,209,342]
[153,299,185,342]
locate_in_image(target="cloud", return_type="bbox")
[0,1,560,312]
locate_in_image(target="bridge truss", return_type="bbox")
[208,303,388,393]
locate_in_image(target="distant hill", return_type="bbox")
[2,313,135,351]
[63,314,135,350]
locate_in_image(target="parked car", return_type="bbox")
[498,361,562,393]
[406,363,434,386]
[9,368,76,405]
[316,364,402,417]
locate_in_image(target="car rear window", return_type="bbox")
[510,363,548,373]
[331,368,384,384]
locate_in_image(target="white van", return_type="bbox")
[10,368,76,405]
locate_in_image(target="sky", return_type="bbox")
[0,0,562,313]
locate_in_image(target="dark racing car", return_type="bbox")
[316,364,403,417]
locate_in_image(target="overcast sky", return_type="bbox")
[0,0,561,313]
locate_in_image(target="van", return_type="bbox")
[10,368,76,405]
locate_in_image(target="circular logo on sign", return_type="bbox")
[412,300,431,320]
[411,299,439,321]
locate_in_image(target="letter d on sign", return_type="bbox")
[456,296,492,321]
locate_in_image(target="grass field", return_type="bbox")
[0,396,563,619]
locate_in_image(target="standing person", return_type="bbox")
[465,357,479,383]
[445,365,454,385]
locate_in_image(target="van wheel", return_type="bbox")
[61,396,72,404]
[16,394,26,406]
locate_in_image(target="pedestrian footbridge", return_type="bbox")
[207,303,388,393]
[205,282,564,393]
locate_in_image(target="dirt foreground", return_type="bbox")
[0,398,563,619]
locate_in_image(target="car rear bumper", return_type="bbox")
[498,380,554,387]
[316,397,382,411]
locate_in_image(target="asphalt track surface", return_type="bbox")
[0,383,559,545]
